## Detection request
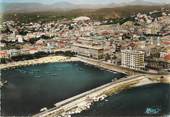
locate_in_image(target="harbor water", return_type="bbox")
[74,83,170,116]
[1,62,125,116]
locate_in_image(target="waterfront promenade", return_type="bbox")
[78,56,140,76]
[78,56,170,76]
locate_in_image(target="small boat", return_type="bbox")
[0,80,8,88]
[40,107,48,112]
[0,82,3,88]
[112,78,118,82]
[3,80,8,84]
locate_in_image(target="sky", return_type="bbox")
[1,0,169,4]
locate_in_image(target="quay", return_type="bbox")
[78,56,139,76]
[78,56,169,76]
[33,74,159,117]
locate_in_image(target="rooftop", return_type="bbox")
[121,49,144,54]
[73,43,103,50]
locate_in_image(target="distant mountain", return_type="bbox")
[51,2,77,10]
[1,3,49,12]
[1,1,168,13]
[3,4,170,22]
[125,0,162,6]
[1,2,110,13]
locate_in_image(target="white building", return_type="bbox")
[16,35,24,43]
[121,50,145,70]
[8,49,21,57]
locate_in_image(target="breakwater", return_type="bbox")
[33,75,153,117]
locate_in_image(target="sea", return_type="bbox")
[74,83,170,117]
[1,61,125,116]
[1,62,170,116]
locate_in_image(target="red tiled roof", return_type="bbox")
[162,41,170,45]
[0,51,6,54]
[128,42,136,47]
[0,51,8,57]
[30,48,37,51]
[101,31,110,35]
[164,54,170,61]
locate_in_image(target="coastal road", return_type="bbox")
[78,56,140,76]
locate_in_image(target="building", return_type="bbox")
[72,38,105,59]
[0,51,9,58]
[8,49,21,58]
[121,50,145,70]
[145,58,170,71]
[16,35,24,43]
[29,48,38,54]
[72,43,105,59]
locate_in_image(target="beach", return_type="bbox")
[0,56,79,70]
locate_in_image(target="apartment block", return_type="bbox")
[121,50,145,70]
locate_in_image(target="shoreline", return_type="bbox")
[0,56,80,70]
[1,56,169,76]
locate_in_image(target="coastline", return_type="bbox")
[0,56,80,70]
[1,56,169,77]
[1,55,170,116]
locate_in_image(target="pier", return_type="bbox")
[33,74,153,117]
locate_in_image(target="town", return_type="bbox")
[1,3,170,117]
[1,9,170,74]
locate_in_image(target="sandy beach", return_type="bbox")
[0,56,80,70]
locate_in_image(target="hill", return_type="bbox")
[1,0,169,13]
[2,5,170,23]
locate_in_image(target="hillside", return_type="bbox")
[2,5,170,23]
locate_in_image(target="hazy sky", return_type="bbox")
[1,0,169,4]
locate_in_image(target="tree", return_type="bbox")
[104,54,110,61]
